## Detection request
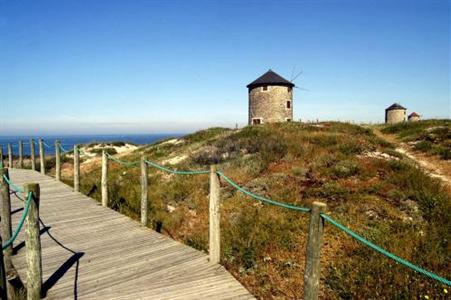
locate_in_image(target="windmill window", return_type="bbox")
[262,85,268,91]
[286,118,292,122]
[252,118,262,125]
[286,101,291,109]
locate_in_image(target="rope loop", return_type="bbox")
[42,141,52,148]
[59,144,71,153]
[3,174,24,193]
[217,171,310,213]
[2,191,33,251]
[144,159,209,175]
[106,153,139,167]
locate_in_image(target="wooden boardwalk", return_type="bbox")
[7,168,254,299]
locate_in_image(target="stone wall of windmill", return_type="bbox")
[248,85,293,124]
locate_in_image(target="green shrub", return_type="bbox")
[434,147,451,160]
[184,127,231,143]
[338,141,364,155]
[333,160,359,178]
[414,141,432,152]
[90,147,117,155]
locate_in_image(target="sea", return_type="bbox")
[0,133,185,156]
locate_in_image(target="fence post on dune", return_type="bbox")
[55,140,61,181]
[7,144,12,168]
[304,201,327,300]
[0,234,7,300]
[101,150,108,207]
[74,145,80,192]
[30,139,36,171]
[18,140,24,168]
[209,165,220,264]
[0,168,12,257]
[0,146,3,168]
[140,156,148,226]
[24,183,42,300]
[39,139,45,174]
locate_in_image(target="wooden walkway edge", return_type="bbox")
[7,169,254,299]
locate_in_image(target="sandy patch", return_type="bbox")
[161,154,188,165]
[359,151,399,161]
[160,139,183,146]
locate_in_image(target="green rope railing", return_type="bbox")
[42,141,52,148]
[3,174,24,193]
[144,159,209,175]
[321,213,451,286]
[59,144,71,153]
[2,191,33,251]
[217,171,311,213]
[106,153,139,167]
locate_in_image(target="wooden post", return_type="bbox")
[7,144,12,168]
[101,150,108,207]
[140,156,148,226]
[0,145,3,168]
[0,168,12,256]
[24,183,42,300]
[39,139,45,175]
[303,201,327,300]
[55,140,61,181]
[74,145,80,192]
[0,234,7,300]
[18,140,24,168]
[209,165,220,264]
[30,139,36,171]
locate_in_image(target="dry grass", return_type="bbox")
[60,122,450,299]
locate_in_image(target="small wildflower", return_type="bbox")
[424,295,429,299]
[444,288,448,294]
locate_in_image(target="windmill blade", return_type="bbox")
[291,69,303,82]
[295,86,310,92]
[290,66,296,81]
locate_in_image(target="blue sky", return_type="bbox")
[0,0,449,135]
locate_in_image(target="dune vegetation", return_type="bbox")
[381,119,450,160]
[59,122,450,299]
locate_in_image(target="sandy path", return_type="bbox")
[372,128,451,187]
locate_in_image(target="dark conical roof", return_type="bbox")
[409,112,420,117]
[386,103,406,111]
[247,70,295,89]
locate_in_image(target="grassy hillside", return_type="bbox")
[61,122,450,299]
[381,119,450,160]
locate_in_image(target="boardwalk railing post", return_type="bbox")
[209,165,220,264]
[303,201,327,300]
[74,145,80,192]
[7,144,12,168]
[30,139,36,171]
[0,168,12,256]
[0,234,7,300]
[101,150,108,207]
[18,140,24,169]
[55,140,61,181]
[140,156,148,226]
[24,183,42,300]
[39,139,45,174]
